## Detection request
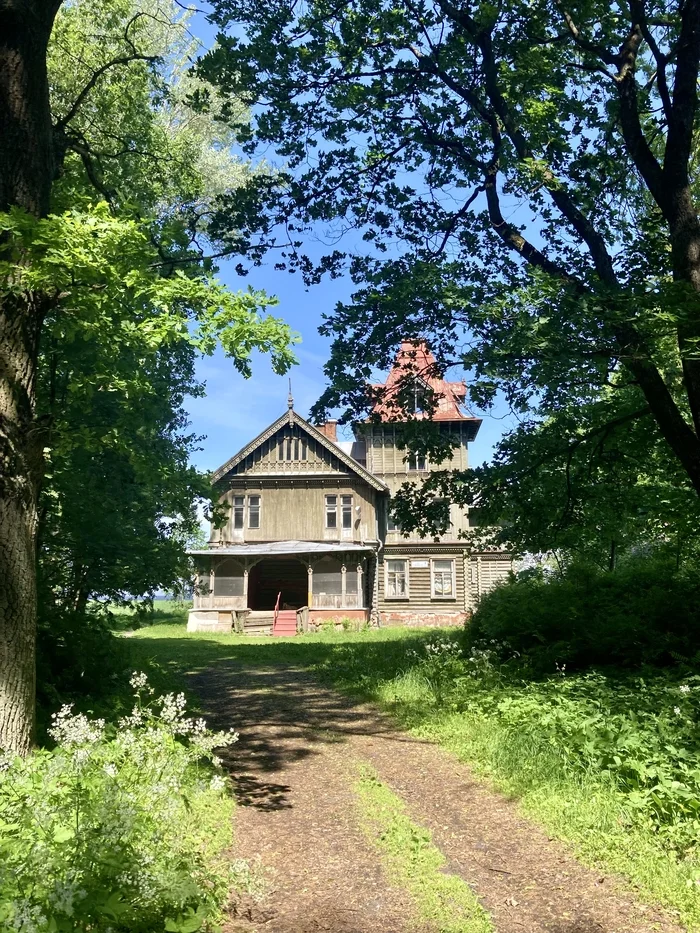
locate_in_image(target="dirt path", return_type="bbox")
[192,661,686,933]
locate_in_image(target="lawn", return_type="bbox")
[117,606,700,930]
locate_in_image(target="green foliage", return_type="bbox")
[19,0,298,632]
[36,607,126,737]
[200,0,700,547]
[471,559,700,669]
[123,624,700,926]
[355,766,493,933]
[0,674,239,932]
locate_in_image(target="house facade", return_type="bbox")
[187,342,511,634]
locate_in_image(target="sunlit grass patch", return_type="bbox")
[354,764,493,933]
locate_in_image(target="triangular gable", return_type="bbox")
[212,409,388,491]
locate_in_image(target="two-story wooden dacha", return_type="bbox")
[187,342,510,634]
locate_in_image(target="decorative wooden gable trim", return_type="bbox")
[212,410,388,492]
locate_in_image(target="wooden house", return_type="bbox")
[187,342,511,634]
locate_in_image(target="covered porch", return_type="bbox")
[187,541,376,634]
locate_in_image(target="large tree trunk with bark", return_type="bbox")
[0,297,44,756]
[0,2,59,754]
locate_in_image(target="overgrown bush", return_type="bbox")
[470,559,700,669]
[36,606,127,735]
[0,674,240,933]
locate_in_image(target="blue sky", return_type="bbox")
[185,11,517,475]
[187,256,517,474]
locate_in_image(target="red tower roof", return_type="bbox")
[371,341,480,429]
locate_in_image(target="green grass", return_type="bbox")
[117,612,700,930]
[354,764,493,933]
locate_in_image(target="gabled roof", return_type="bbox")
[212,408,388,492]
[371,341,482,436]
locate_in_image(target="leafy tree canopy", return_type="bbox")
[198,0,700,554]
[30,0,297,611]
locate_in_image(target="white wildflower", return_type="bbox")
[674,707,682,716]
[130,671,149,691]
[103,763,118,777]
[210,774,226,792]
[49,706,104,748]
[679,684,691,694]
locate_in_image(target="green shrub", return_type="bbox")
[470,559,700,669]
[36,606,129,737]
[0,674,239,933]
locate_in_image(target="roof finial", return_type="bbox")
[287,377,294,410]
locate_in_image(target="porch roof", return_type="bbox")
[188,540,379,557]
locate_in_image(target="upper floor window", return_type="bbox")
[278,433,307,461]
[325,494,354,530]
[248,495,261,529]
[233,495,260,530]
[341,495,353,529]
[408,453,427,471]
[387,505,402,533]
[233,496,245,530]
[325,495,337,528]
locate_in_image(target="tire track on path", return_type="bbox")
[191,661,686,933]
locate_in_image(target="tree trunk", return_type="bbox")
[0,3,60,754]
[0,295,44,755]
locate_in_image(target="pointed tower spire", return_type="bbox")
[287,378,294,423]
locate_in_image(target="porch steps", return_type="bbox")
[245,611,274,636]
[273,609,298,637]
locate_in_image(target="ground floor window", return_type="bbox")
[386,559,408,598]
[213,559,244,597]
[431,558,455,598]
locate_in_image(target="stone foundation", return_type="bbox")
[186,610,233,633]
[379,609,467,628]
[307,608,370,631]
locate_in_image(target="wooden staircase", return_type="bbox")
[273,609,297,636]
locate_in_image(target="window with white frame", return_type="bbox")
[341,495,353,530]
[386,559,408,598]
[408,452,427,471]
[248,495,261,529]
[431,558,455,598]
[325,494,337,528]
[233,496,245,530]
[233,495,261,531]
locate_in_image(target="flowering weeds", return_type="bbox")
[0,674,238,932]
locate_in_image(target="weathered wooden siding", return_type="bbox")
[377,549,467,614]
[362,423,470,474]
[360,423,472,544]
[229,425,351,476]
[469,554,512,603]
[210,480,378,544]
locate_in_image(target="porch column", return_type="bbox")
[341,562,347,606]
[307,564,313,608]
